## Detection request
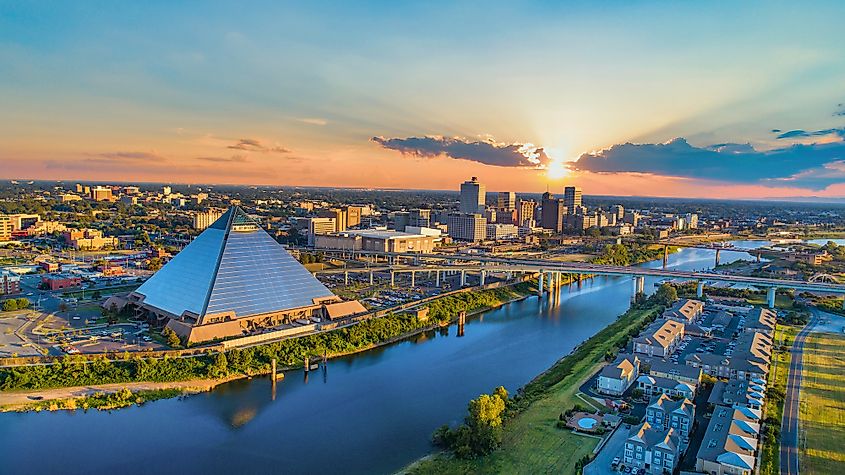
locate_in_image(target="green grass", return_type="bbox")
[799,331,845,474]
[405,304,661,475]
[759,323,800,475]
[747,294,795,309]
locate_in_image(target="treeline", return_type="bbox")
[592,243,673,267]
[430,288,670,460]
[0,285,532,391]
[2,298,31,312]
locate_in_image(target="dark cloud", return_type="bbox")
[776,128,845,139]
[195,155,248,163]
[227,138,290,154]
[371,135,549,167]
[571,136,845,190]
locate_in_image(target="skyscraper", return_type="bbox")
[497,191,516,210]
[563,186,582,214]
[541,192,565,232]
[517,199,536,227]
[460,177,486,214]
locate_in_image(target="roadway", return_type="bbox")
[308,249,845,295]
[780,311,820,475]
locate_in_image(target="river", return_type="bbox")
[0,240,835,475]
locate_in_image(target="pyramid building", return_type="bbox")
[130,206,365,343]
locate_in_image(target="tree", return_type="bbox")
[2,299,18,312]
[58,302,68,313]
[162,326,181,348]
[147,257,163,271]
[653,283,678,306]
[15,298,30,309]
[211,352,228,377]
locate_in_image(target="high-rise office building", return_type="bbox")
[91,186,113,202]
[563,186,582,214]
[447,213,487,242]
[497,191,516,210]
[517,199,536,227]
[541,192,565,232]
[459,177,486,214]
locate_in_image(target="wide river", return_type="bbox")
[0,240,838,475]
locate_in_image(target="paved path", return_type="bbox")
[780,313,818,475]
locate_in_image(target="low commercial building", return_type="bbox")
[695,406,761,475]
[633,319,684,357]
[623,421,681,475]
[63,229,118,250]
[485,223,519,241]
[314,229,437,253]
[597,353,640,396]
[0,270,21,295]
[41,274,82,290]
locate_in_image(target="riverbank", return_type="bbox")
[403,301,663,474]
[0,376,242,412]
[0,283,536,411]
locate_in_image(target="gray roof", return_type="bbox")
[135,207,335,319]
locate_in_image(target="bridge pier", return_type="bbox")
[715,248,721,267]
[696,281,704,298]
[435,270,440,287]
[390,271,395,288]
[767,287,776,309]
[538,271,544,295]
[344,271,349,286]
[632,275,645,301]
[480,270,486,286]
[460,270,466,287]
[369,270,373,286]
[410,271,415,288]
[756,252,761,263]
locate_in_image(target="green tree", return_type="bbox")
[162,326,181,348]
[15,298,30,309]
[653,283,678,306]
[211,352,228,377]
[2,300,18,312]
[468,393,507,428]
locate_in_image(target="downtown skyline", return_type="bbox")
[2,1,845,198]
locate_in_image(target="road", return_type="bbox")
[307,248,845,295]
[780,311,819,475]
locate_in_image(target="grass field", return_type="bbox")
[759,323,799,475]
[405,304,661,475]
[799,330,845,474]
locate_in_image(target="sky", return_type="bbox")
[2,1,845,198]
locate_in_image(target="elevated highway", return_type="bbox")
[304,247,845,308]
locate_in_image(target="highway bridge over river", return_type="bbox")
[306,248,845,309]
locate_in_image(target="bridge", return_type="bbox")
[304,248,845,309]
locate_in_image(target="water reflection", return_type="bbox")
[0,241,809,475]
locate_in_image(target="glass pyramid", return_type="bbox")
[135,207,334,319]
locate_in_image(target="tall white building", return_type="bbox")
[192,209,225,230]
[460,177,486,214]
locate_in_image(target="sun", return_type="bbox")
[546,159,569,180]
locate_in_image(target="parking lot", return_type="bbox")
[0,311,42,357]
[584,425,631,475]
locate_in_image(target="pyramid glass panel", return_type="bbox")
[134,206,334,319]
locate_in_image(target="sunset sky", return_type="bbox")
[2,1,845,198]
